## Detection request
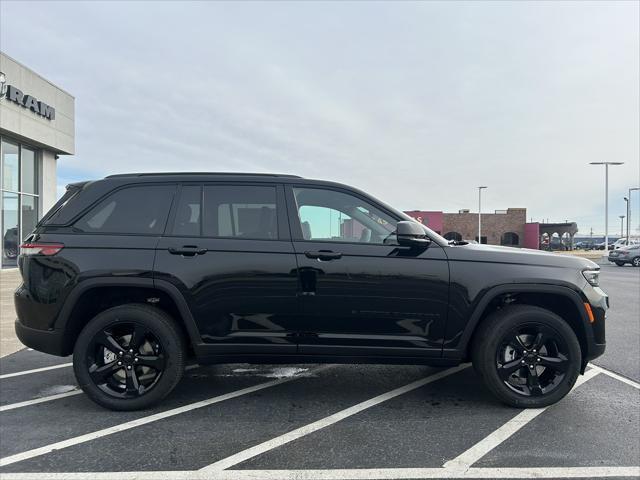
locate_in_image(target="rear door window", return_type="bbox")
[74,185,175,235]
[203,185,278,239]
[172,186,202,236]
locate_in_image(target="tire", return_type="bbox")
[615,261,625,267]
[471,305,581,408]
[632,257,640,267]
[73,304,186,411]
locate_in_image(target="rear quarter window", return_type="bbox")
[74,185,175,235]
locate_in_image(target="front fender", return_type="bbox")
[443,283,595,361]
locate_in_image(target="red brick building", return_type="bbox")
[405,208,537,247]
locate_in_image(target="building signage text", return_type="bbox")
[1,84,56,121]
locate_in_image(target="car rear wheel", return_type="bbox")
[632,257,640,267]
[472,305,581,408]
[73,304,185,411]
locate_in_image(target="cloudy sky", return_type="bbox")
[1,1,638,235]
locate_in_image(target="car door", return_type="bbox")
[154,182,300,355]
[285,185,449,357]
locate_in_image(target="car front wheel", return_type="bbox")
[73,304,185,411]
[615,261,625,267]
[472,305,581,408]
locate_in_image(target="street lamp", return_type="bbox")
[624,197,629,240]
[478,186,487,244]
[589,162,624,256]
[627,187,640,241]
[619,215,625,238]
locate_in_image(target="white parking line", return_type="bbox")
[443,368,600,471]
[0,363,201,381]
[200,364,471,472]
[589,363,640,389]
[0,363,73,379]
[0,389,82,412]
[0,466,638,479]
[0,366,327,468]
[0,364,198,413]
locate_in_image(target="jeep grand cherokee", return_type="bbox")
[15,173,607,410]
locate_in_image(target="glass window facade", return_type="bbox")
[1,137,40,267]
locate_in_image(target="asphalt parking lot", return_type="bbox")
[0,265,638,480]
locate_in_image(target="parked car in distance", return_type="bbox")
[595,241,615,251]
[609,244,640,267]
[15,173,607,411]
[574,241,595,250]
[612,238,640,250]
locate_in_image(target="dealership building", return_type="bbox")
[0,52,74,268]
[404,209,578,250]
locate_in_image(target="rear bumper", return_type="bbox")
[14,319,67,356]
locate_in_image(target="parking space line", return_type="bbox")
[0,365,200,412]
[0,366,328,468]
[200,364,471,472]
[0,363,73,379]
[589,363,640,389]
[1,466,639,479]
[0,389,82,412]
[0,363,200,381]
[443,368,600,471]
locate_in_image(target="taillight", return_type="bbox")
[19,243,64,256]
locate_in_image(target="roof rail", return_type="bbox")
[105,172,303,179]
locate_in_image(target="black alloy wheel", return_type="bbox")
[87,323,165,398]
[496,324,570,397]
[74,304,185,410]
[472,305,581,408]
[632,257,640,267]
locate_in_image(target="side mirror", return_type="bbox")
[396,221,432,247]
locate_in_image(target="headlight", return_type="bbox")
[582,269,600,287]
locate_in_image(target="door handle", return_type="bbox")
[168,246,207,256]
[304,250,342,261]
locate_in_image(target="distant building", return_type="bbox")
[404,209,577,250]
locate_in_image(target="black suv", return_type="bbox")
[15,173,607,410]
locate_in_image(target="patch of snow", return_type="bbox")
[37,385,77,397]
[258,367,309,378]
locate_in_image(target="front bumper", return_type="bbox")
[15,319,67,356]
[580,284,607,368]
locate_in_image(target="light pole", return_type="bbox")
[627,187,640,241]
[589,162,623,257]
[478,186,487,244]
[619,215,625,238]
[624,197,629,240]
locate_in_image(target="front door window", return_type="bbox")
[293,187,396,244]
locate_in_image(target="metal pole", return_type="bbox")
[620,215,625,238]
[589,162,624,255]
[478,189,482,243]
[628,193,631,241]
[477,186,487,244]
[604,164,608,255]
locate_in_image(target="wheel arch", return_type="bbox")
[56,278,201,356]
[457,284,594,371]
